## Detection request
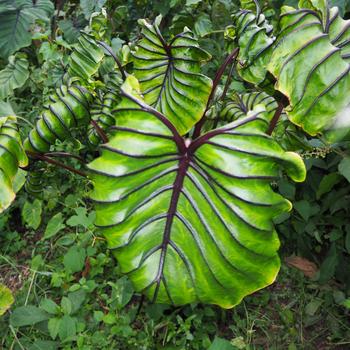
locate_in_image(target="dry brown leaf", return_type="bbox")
[285,256,318,278]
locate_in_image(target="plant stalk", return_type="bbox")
[91,120,109,143]
[192,48,239,139]
[26,151,87,177]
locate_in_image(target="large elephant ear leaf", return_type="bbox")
[131,15,213,136]
[267,3,350,137]
[233,10,275,85]
[220,91,278,127]
[0,115,28,213]
[88,76,306,308]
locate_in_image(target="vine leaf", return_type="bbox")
[0,0,54,58]
[132,15,213,136]
[88,76,306,308]
[0,115,28,213]
[0,54,29,100]
[267,3,350,137]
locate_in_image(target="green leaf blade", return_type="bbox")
[132,15,212,135]
[88,76,306,308]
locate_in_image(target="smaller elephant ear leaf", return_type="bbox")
[267,3,350,137]
[88,76,306,308]
[233,10,275,85]
[67,32,105,83]
[131,15,213,136]
[24,85,93,153]
[0,54,29,100]
[220,91,278,127]
[0,115,28,213]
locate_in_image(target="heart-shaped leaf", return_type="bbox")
[132,15,212,135]
[88,76,306,308]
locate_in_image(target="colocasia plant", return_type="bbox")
[1,0,349,308]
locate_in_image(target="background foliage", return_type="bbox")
[0,0,350,349]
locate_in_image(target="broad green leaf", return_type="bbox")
[22,199,42,229]
[233,10,275,84]
[58,315,76,341]
[0,0,54,58]
[132,15,212,135]
[68,289,86,314]
[10,305,49,327]
[80,0,107,20]
[220,91,278,126]
[316,172,342,198]
[338,157,350,182]
[267,4,350,136]
[209,337,235,350]
[88,76,306,308]
[63,246,86,273]
[0,284,14,316]
[28,340,59,350]
[0,115,28,213]
[58,18,86,44]
[61,297,72,315]
[40,299,59,315]
[0,101,15,117]
[194,14,213,37]
[48,318,61,340]
[0,55,29,99]
[43,213,65,239]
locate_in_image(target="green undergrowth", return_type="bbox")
[0,181,349,349]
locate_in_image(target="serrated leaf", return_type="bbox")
[22,199,42,229]
[43,213,65,240]
[0,0,54,58]
[87,76,306,308]
[0,55,29,99]
[48,318,61,340]
[132,15,212,135]
[61,297,72,315]
[63,246,86,273]
[0,284,14,316]
[58,315,76,341]
[10,305,49,327]
[40,299,59,315]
